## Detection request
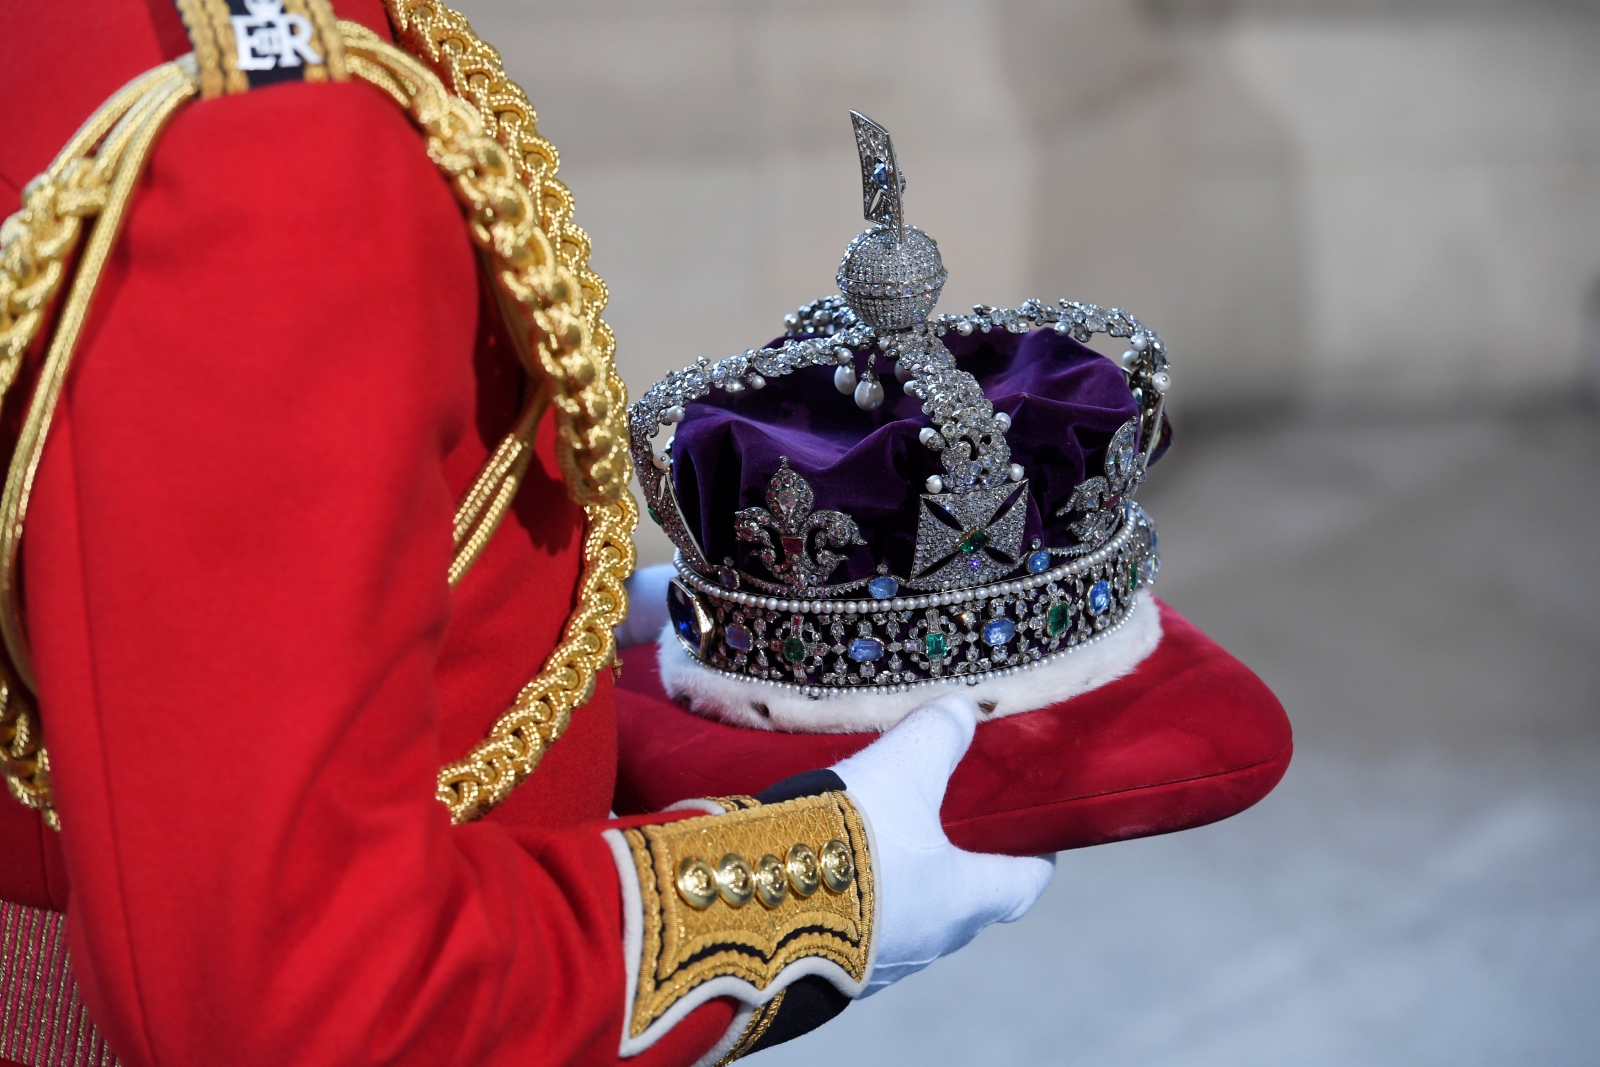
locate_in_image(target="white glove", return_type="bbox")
[831,693,1056,996]
[616,562,674,648]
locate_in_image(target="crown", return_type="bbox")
[628,112,1171,702]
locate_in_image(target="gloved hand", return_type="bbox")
[616,562,674,648]
[831,693,1056,996]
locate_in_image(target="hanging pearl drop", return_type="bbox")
[854,377,885,411]
[834,364,857,394]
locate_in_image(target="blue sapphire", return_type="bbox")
[982,619,1015,646]
[667,582,707,652]
[848,637,884,662]
[1087,580,1112,616]
[868,576,898,599]
[871,161,892,190]
[725,623,751,652]
[1027,550,1051,574]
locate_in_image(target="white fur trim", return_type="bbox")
[657,589,1162,734]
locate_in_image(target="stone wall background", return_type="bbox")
[455,0,1600,404]
[453,0,1600,564]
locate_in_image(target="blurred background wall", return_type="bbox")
[453,0,1600,564]
[453,2,1599,1063]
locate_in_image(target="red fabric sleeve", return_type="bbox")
[21,79,732,1067]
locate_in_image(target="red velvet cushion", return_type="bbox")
[615,598,1291,855]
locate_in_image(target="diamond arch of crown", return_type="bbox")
[0,7,637,827]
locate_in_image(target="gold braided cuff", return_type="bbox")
[613,792,874,1047]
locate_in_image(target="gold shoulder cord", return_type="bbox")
[620,790,875,1042]
[0,2,636,829]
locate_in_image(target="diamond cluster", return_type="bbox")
[836,225,948,331]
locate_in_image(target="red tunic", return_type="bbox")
[0,1,736,1063]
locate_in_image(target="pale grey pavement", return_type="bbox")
[757,408,1600,1066]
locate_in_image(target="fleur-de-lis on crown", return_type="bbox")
[735,459,866,591]
[1056,418,1141,549]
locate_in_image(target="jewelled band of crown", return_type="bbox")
[666,501,1156,697]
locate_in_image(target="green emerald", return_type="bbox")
[647,506,661,524]
[924,632,949,659]
[959,528,991,554]
[1046,603,1071,637]
[1128,561,1142,589]
[782,637,807,664]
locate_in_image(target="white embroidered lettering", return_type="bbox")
[231,0,322,72]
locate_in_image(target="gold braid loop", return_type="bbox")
[339,25,638,821]
[436,490,635,820]
[0,16,637,827]
[0,671,51,830]
[0,61,199,829]
[382,0,631,511]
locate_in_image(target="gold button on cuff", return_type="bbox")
[786,842,822,897]
[753,853,788,909]
[819,838,855,893]
[716,853,756,908]
[622,791,874,1040]
[677,857,717,910]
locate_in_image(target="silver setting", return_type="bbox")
[837,112,947,332]
[850,110,907,234]
[735,460,866,592]
[1057,418,1142,551]
[837,226,947,332]
[627,296,1169,585]
[909,481,1029,590]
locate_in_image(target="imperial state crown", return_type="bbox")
[616,113,1290,855]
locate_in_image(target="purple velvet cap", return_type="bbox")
[671,327,1156,586]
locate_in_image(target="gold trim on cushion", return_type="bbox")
[714,990,785,1067]
[703,795,762,814]
[621,792,874,1039]
[0,900,122,1067]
